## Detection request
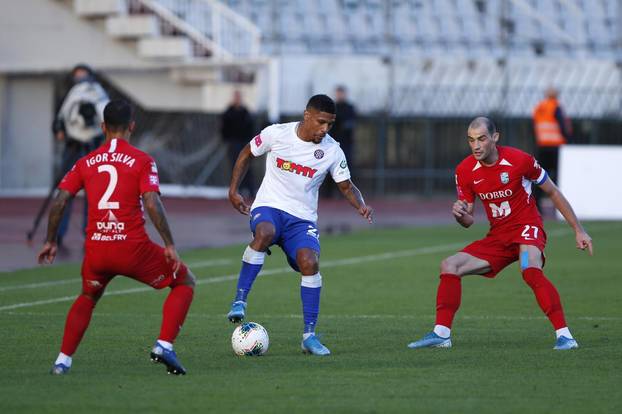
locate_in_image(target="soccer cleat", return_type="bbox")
[301,334,331,356]
[150,344,187,375]
[553,336,579,350]
[407,332,452,349]
[50,363,70,375]
[227,300,247,323]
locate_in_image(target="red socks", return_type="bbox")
[522,267,566,329]
[59,283,193,356]
[433,269,566,331]
[159,285,194,343]
[60,294,96,356]
[435,273,462,328]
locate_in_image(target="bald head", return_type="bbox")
[466,116,499,164]
[468,117,497,137]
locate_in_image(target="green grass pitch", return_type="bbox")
[1,222,620,413]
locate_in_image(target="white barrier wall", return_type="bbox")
[0,76,54,191]
[558,145,622,220]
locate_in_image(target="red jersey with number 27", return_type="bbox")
[58,138,160,244]
[455,146,548,233]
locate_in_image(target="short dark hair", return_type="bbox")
[71,63,94,77]
[306,94,336,114]
[469,116,497,136]
[104,99,133,130]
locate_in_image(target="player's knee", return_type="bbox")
[440,257,459,275]
[182,270,196,288]
[296,249,319,274]
[520,250,543,271]
[253,224,275,248]
[170,267,195,288]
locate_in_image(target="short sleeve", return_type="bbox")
[250,125,276,157]
[525,154,548,185]
[455,166,475,203]
[330,147,351,183]
[58,162,84,195]
[139,158,161,195]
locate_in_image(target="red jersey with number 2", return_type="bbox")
[58,138,160,245]
[455,146,548,234]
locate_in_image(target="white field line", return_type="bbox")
[4,312,621,322]
[0,242,465,311]
[0,258,233,293]
[0,222,617,312]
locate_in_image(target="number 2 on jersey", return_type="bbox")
[97,164,120,210]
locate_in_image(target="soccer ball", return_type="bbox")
[231,322,269,356]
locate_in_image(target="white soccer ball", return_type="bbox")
[231,322,269,356]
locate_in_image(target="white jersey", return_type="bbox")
[250,122,351,222]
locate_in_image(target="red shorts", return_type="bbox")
[461,223,547,278]
[81,240,189,296]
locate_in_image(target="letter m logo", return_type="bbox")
[489,201,511,218]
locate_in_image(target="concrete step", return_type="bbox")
[74,0,126,17]
[106,15,159,38]
[137,37,193,59]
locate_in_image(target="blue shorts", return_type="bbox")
[249,207,320,272]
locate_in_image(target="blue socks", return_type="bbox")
[234,246,266,302]
[301,273,322,335]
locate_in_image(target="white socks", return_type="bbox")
[301,273,322,288]
[555,327,573,339]
[55,352,72,367]
[243,246,266,265]
[433,324,451,338]
[157,339,174,351]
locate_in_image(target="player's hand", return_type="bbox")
[359,205,374,223]
[37,242,57,265]
[452,200,469,218]
[164,244,181,273]
[575,230,593,256]
[229,192,250,215]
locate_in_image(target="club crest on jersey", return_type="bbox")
[500,172,510,184]
[276,157,318,178]
[314,149,324,159]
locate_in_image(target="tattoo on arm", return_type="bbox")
[46,190,73,243]
[143,192,175,246]
[337,180,365,210]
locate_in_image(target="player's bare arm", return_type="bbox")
[452,199,474,228]
[228,143,254,215]
[143,191,181,270]
[336,179,373,223]
[539,178,593,255]
[37,189,74,264]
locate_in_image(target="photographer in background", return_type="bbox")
[52,64,109,249]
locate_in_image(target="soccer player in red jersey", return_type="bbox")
[408,117,593,351]
[38,100,195,375]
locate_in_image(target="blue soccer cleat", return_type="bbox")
[553,336,579,350]
[407,332,452,349]
[50,363,70,375]
[227,300,247,323]
[150,343,187,375]
[301,334,331,356]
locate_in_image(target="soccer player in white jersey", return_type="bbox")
[226,94,373,356]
